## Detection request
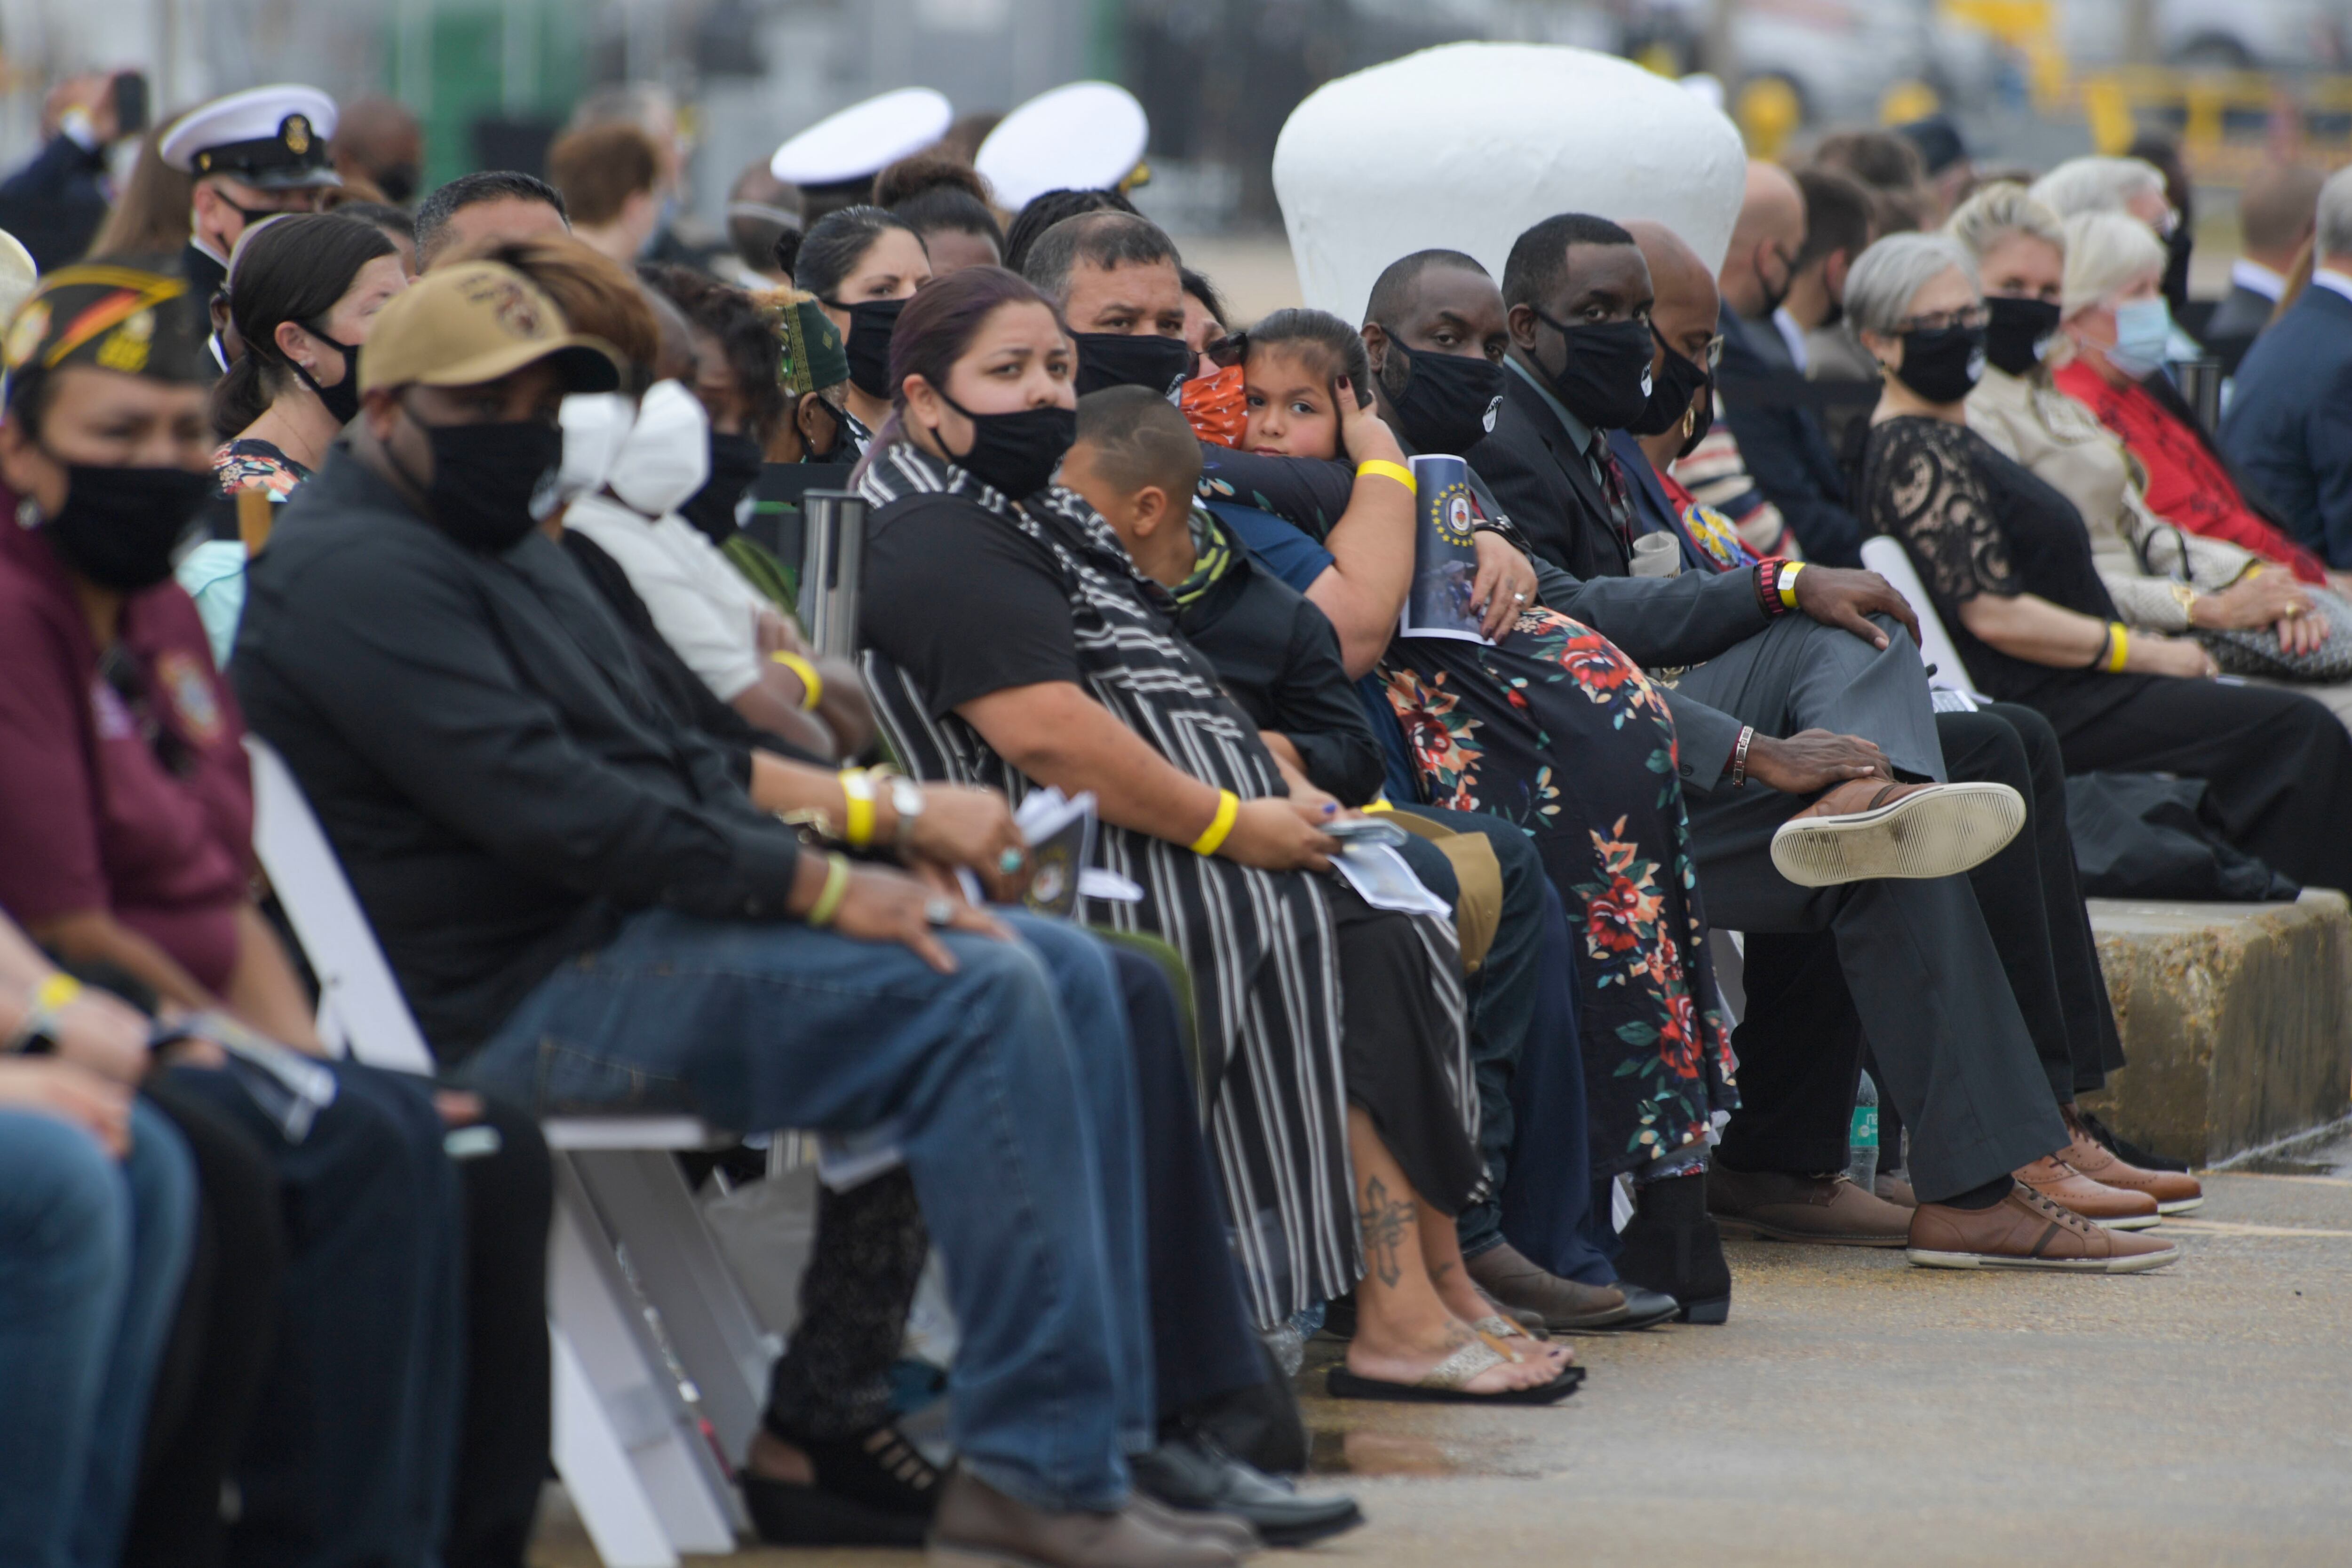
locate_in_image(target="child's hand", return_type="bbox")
[1334,376,1406,466]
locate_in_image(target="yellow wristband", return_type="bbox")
[804,852,852,927]
[1777,560,1806,610]
[840,768,877,848]
[1355,459,1416,495]
[2105,622,2130,673]
[32,974,81,1013]
[1361,797,1394,813]
[1189,789,1240,856]
[771,650,823,711]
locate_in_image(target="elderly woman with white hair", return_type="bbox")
[1850,230,2352,893]
[1946,184,2351,703]
[2048,209,2335,586]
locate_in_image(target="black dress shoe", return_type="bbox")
[1583,1283,1680,1331]
[1131,1434,1365,1548]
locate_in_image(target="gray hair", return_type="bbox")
[1843,232,1978,337]
[2320,165,2352,261]
[2060,210,2166,317]
[1944,181,2065,262]
[2028,156,2166,221]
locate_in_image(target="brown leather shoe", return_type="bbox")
[1908,1183,2178,1272]
[2013,1156,2160,1229]
[1874,1173,1917,1209]
[1473,1284,1548,1338]
[1463,1240,1671,1330]
[1706,1165,1910,1246]
[2061,1108,2203,1213]
[927,1471,1242,1567]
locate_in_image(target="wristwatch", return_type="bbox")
[885,773,926,851]
[2169,581,2199,624]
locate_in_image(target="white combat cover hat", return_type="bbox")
[770,87,955,188]
[977,81,1150,211]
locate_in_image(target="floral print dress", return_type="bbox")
[1195,443,1735,1176]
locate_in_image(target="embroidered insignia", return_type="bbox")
[155,650,224,745]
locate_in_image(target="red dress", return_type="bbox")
[2053,360,2328,584]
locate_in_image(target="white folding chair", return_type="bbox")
[1860,534,1981,698]
[245,737,769,1567]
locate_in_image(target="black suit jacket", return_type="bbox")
[1468,364,1632,581]
[1711,305,1866,566]
[2201,282,2277,376]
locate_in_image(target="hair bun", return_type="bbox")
[874,153,993,211]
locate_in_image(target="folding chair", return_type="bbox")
[245,737,767,1567]
[1859,534,1981,697]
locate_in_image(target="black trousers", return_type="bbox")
[127,1079,286,1568]
[765,939,1268,1441]
[1718,705,2122,1177]
[2034,669,2352,892]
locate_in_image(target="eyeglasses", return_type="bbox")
[1893,305,1989,334]
[218,189,329,222]
[1202,331,1248,369]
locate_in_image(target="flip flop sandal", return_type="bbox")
[1769,780,2024,888]
[1326,1338,1583,1405]
[1471,1315,1578,1372]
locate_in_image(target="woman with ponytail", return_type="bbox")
[212,213,405,499]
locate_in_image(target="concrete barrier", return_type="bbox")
[2080,890,2352,1167]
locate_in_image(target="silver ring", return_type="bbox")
[1512,592,1527,603]
[923,897,956,926]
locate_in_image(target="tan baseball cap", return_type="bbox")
[360,261,621,396]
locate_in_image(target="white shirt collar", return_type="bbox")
[2231,258,2285,301]
[1772,306,1810,372]
[2312,268,2352,307]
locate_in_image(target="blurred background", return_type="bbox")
[3,0,2348,315]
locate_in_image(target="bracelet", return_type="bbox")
[1355,459,1416,495]
[2105,622,2130,673]
[1730,725,1757,789]
[1754,558,1795,617]
[839,768,877,848]
[804,852,852,927]
[1777,560,1806,610]
[771,650,823,711]
[2169,581,2199,624]
[4,973,80,1055]
[1189,789,1240,856]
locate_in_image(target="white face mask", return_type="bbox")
[606,380,711,518]
[540,393,634,520]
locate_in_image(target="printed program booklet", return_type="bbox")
[1398,452,1490,645]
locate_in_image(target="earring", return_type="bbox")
[16,495,40,529]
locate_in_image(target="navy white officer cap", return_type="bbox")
[160,84,342,191]
[770,87,954,190]
[977,82,1149,211]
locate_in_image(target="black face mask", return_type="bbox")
[1378,334,1505,454]
[1072,331,1193,400]
[681,430,765,544]
[376,164,420,205]
[1891,323,1987,404]
[397,409,564,554]
[1628,328,1712,440]
[830,297,906,399]
[292,326,361,426]
[934,392,1076,499]
[36,461,214,592]
[1756,247,1796,318]
[2162,221,2194,318]
[1530,311,1654,431]
[1983,296,2062,378]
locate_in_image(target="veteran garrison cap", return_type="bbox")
[2,261,214,390]
[769,88,954,192]
[976,82,1149,212]
[160,84,342,192]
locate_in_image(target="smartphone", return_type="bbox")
[111,71,149,137]
[1325,816,1408,848]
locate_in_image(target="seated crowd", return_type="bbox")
[4,73,2346,1568]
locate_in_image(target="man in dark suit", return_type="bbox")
[1709,162,1869,566]
[2203,162,2322,377]
[2222,165,2352,568]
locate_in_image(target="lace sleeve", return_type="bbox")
[1864,419,2018,606]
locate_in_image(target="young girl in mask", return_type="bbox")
[1206,308,1741,1323]
[1854,230,2352,891]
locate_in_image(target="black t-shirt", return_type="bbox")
[860,492,1087,716]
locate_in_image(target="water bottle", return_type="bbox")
[1845,1070,1880,1191]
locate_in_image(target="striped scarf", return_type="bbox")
[856,442,1469,1325]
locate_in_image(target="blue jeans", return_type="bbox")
[457,906,1154,1512]
[0,1099,194,1568]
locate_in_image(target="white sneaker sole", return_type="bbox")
[1770,782,2026,888]
[2156,1195,2204,1214]
[1905,1242,2180,1273]
[2093,1212,2162,1231]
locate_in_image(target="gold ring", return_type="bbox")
[2286,604,2306,618]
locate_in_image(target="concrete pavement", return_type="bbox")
[530,1136,2352,1568]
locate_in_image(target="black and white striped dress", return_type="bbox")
[856,443,1469,1327]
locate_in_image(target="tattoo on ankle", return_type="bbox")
[1358,1176,1413,1288]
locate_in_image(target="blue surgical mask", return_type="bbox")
[2105,296,2172,379]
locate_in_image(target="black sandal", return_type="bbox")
[742,1422,944,1548]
